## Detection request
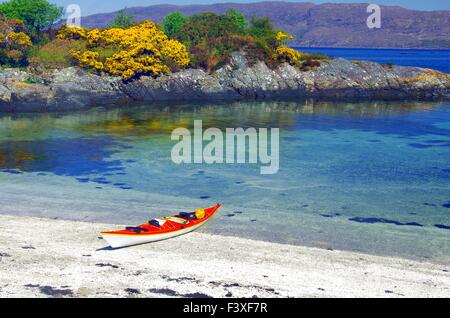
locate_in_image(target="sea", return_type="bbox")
[295,47,450,73]
[0,48,449,263]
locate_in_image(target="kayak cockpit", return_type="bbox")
[125,227,149,234]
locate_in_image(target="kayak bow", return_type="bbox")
[101,204,222,248]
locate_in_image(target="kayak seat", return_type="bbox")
[148,220,160,227]
[179,212,196,220]
[126,227,149,233]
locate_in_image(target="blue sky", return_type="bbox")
[2,1,450,15]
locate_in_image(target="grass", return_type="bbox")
[300,52,330,61]
[28,39,86,69]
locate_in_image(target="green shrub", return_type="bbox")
[162,11,188,39]
[0,0,62,35]
[28,38,85,68]
[248,16,276,41]
[222,8,248,34]
[178,12,248,46]
[161,9,324,73]
[172,11,268,71]
[189,34,267,72]
[110,9,135,29]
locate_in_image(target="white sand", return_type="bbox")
[0,214,449,298]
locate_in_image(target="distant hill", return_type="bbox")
[79,1,450,49]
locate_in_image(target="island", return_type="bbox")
[0,8,448,112]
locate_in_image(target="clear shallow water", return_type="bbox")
[294,47,450,74]
[0,100,449,263]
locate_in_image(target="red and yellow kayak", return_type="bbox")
[101,204,222,248]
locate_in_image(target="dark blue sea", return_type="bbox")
[294,47,450,74]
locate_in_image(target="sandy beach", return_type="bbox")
[0,214,449,298]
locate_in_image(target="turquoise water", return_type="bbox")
[294,47,450,73]
[0,100,449,263]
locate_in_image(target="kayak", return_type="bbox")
[100,204,222,248]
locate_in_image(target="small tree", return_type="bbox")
[0,0,62,33]
[223,8,248,34]
[110,9,135,28]
[249,16,275,39]
[162,12,188,38]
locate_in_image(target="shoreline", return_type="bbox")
[0,214,449,298]
[1,52,449,113]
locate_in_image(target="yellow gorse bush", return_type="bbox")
[275,31,293,43]
[272,45,302,65]
[7,32,32,47]
[56,25,88,40]
[0,31,32,66]
[57,21,190,79]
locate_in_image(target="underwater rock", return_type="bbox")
[349,217,423,227]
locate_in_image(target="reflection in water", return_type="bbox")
[0,148,35,170]
[0,99,443,139]
[0,99,443,173]
[0,138,124,176]
[0,100,449,262]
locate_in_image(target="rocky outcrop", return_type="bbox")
[215,53,450,100]
[121,69,239,101]
[0,68,129,112]
[0,52,449,112]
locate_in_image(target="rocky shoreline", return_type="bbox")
[1,52,449,112]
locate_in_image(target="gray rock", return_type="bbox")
[121,68,239,101]
[49,67,129,110]
[0,68,29,83]
[0,52,449,112]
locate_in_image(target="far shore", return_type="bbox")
[0,214,449,298]
[1,52,449,113]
